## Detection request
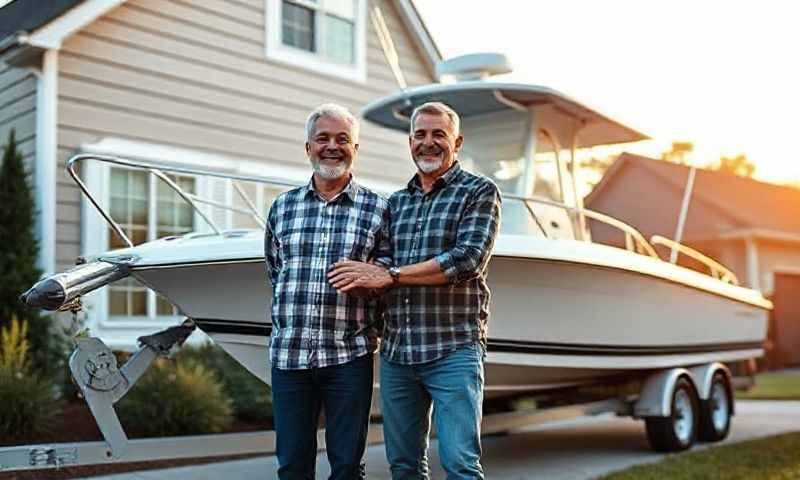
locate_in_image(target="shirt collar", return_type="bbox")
[303,174,359,202]
[406,161,462,192]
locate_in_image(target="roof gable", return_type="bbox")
[587,152,800,235]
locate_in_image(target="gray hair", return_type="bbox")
[409,101,461,136]
[305,103,360,143]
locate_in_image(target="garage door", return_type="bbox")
[772,272,800,366]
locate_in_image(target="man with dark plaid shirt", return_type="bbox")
[329,102,501,479]
[265,104,389,480]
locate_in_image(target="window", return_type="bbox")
[107,167,196,319]
[100,166,292,322]
[266,0,366,82]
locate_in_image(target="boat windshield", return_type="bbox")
[459,110,576,238]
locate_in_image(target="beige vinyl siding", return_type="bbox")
[0,65,36,169]
[56,0,434,263]
[56,145,82,271]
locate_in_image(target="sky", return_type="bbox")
[413,0,800,184]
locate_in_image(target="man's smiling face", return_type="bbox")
[306,115,358,180]
[409,112,463,176]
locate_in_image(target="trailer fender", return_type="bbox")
[688,363,734,415]
[634,368,694,418]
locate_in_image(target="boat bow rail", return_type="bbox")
[65,153,298,248]
[62,153,741,287]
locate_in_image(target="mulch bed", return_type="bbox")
[0,400,273,479]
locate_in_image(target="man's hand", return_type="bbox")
[328,259,393,293]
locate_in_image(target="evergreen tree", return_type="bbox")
[0,129,65,375]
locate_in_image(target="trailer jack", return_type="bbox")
[68,320,196,459]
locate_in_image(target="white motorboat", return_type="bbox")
[22,54,769,395]
[22,55,772,456]
[21,53,770,454]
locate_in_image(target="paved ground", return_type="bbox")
[82,400,800,480]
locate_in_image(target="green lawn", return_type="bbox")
[736,372,800,400]
[602,432,800,480]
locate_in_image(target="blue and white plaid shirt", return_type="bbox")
[380,162,502,364]
[265,176,390,370]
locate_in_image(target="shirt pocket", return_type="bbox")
[279,228,309,260]
[342,224,375,262]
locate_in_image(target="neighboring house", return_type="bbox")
[585,152,800,367]
[0,0,439,348]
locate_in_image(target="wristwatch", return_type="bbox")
[388,266,401,284]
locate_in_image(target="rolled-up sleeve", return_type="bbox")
[264,205,281,287]
[372,202,393,268]
[435,181,502,284]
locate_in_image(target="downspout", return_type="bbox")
[34,48,59,276]
[745,236,760,291]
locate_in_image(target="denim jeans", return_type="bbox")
[272,353,374,480]
[381,343,485,480]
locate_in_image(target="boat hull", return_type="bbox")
[132,252,768,395]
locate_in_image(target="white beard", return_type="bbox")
[414,156,443,174]
[312,160,349,179]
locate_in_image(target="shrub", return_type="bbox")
[0,129,68,377]
[176,342,273,422]
[0,317,59,442]
[116,357,233,437]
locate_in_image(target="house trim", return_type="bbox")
[24,0,127,49]
[79,137,402,193]
[396,0,441,74]
[745,236,760,291]
[716,228,800,245]
[33,48,58,275]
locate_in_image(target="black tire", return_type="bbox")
[698,372,732,442]
[645,376,698,452]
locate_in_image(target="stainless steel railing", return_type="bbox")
[503,193,660,259]
[67,154,298,248]
[67,154,740,285]
[651,235,740,285]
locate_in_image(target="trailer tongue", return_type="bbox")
[68,322,196,458]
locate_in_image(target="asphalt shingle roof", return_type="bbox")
[588,153,800,235]
[1,0,85,41]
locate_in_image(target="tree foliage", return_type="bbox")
[712,154,756,178]
[662,141,694,165]
[0,130,66,375]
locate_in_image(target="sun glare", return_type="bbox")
[413,0,800,184]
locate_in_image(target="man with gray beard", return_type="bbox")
[264,103,390,479]
[329,102,502,479]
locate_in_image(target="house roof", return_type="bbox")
[0,0,441,67]
[586,152,800,235]
[0,0,82,40]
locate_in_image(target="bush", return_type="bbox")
[0,129,68,377]
[117,357,234,437]
[0,317,60,442]
[176,343,273,422]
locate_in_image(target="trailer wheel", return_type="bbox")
[645,376,698,452]
[698,372,732,442]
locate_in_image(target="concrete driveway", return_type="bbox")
[84,400,800,480]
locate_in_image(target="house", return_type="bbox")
[0,0,440,348]
[585,152,800,367]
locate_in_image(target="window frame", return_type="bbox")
[265,0,368,83]
[81,159,294,332]
[103,165,201,325]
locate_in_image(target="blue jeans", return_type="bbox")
[272,353,374,480]
[381,343,485,480]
